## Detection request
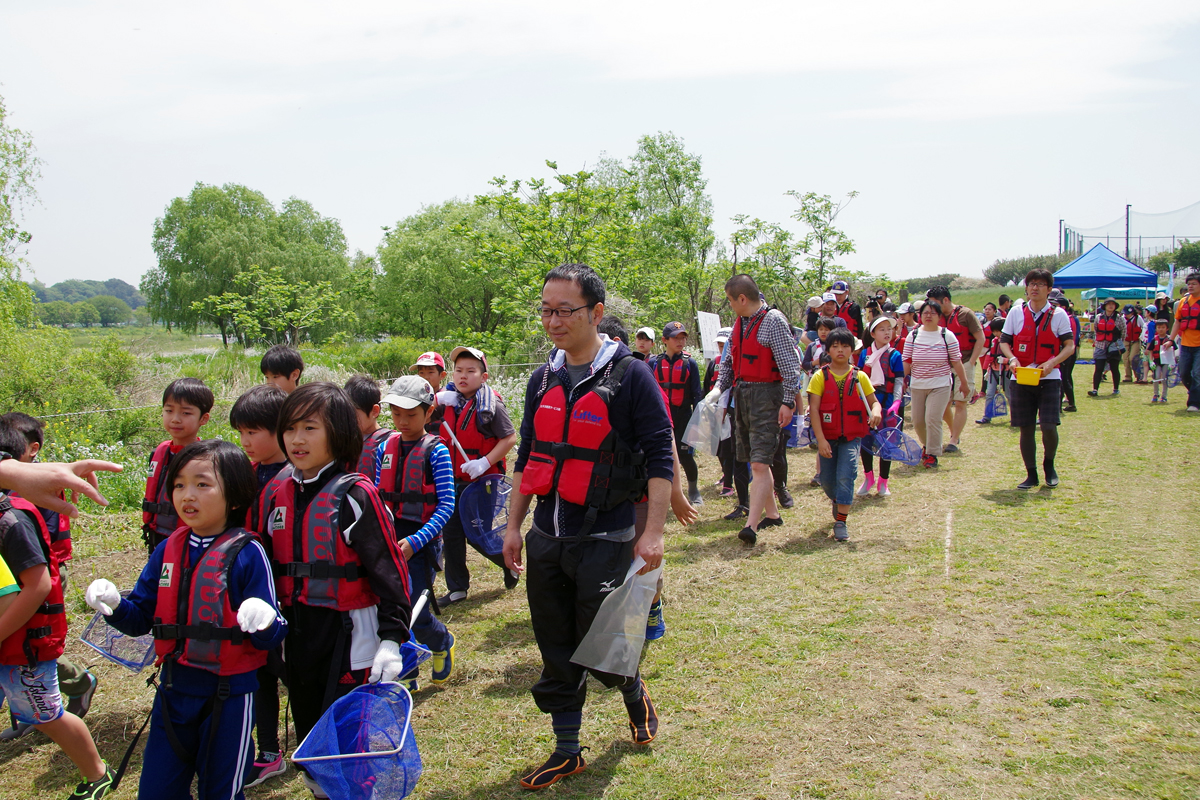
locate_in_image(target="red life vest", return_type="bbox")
[652,355,692,407]
[1146,334,1166,361]
[1012,305,1062,364]
[1094,314,1118,342]
[1178,297,1200,331]
[1125,316,1141,341]
[377,433,440,526]
[942,305,978,358]
[0,496,66,666]
[817,367,870,441]
[860,346,900,395]
[264,472,382,611]
[356,428,392,483]
[143,440,196,545]
[249,464,293,538]
[49,501,71,562]
[441,400,504,480]
[895,324,910,355]
[519,356,648,530]
[152,528,268,676]
[835,300,861,337]
[731,309,782,383]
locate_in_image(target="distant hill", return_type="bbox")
[29,278,146,309]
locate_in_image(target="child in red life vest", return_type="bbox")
[143,378,214,554]
[0,429,113,799]
[801,317,838,487]
[432,347,518,605]
[410,351,448,434]
[649,323,704,505]
[345,374,391,483]
[257,383,412,796]
[1147,325,1176,404]
[378,376,458,689]
[976,318,1009,424]
[261,344,304,394]
[855,317,905,498]
[808,328,882,542]
[229,384,291,788]
[0,413,100,741]
[86,440,285,800]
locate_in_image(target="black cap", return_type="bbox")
[662,322,688,338]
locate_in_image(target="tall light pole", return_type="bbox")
[1125,204,1131,260]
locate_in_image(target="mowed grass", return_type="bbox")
[1,382,1196,799]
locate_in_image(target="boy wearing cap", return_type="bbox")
[377,375,458,688]
[831,280,864,338]
[411,351,448,434]
[650,323,703,505]
[633,328,656,361]
[1121,305,1145,383]
[436,346,519,604]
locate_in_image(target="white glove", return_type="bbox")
[435,390,459,408]
[462,456,491,480]
[236,597,277,633]
[85,579,121,616]
[704,387,721,404]
[369,639,403,684]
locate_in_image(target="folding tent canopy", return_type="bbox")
[1052,243,1158,289]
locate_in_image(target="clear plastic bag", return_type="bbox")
[571,557,663,678]
[682,392,730,456]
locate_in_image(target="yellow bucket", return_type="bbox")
[1014,366,1042,386]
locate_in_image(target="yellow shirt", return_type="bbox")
[807,367,876,400]
[0,555,18,598]
[1176,295,1200,348]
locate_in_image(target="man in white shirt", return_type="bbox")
[999,269,1076,490]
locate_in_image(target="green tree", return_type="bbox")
[1146,240,1200,275]
[73,300,99,326]
[143,183,350,344]
[37,300,74,326]
[787,190,859,285]
[982,253,1074,287]
[0,93,39,328]
[191,264,358,346]
[89,295,133,326]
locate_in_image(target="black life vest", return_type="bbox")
[377,433,441,526]
[519,355,649,535]
[152,528,269,676]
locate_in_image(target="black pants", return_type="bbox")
[1093,351,1121,391]
[772,429,789,490]
[1060,354,1076,406]
[717,436,735,489]
[670,406,698,485]
[282,605,370,743]
[727,407,750,506]
[525,531,637,714]
[443,482,508,594]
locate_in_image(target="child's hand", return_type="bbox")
[461,457,491,480]
[435,390,460,408]
[869,410,883,429]
[400,540,414,561]
[236,597,277,633]
[817,439,832,459]
[85,579,120,616]
[887,400,902,418]
[368,639,403,684]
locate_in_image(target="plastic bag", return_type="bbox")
[682,393,728,456]
[570,557,662,678]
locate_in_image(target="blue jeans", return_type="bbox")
[1179,345,1200,408]
[819,437,861,506]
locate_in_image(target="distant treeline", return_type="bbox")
[28,278,146,309]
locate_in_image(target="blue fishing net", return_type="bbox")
[80,591,155,673]
[457,475,510,556]
[860,429,883,456]
[293,683,421,800]
[985,392,1008,418]
[876,427,924,465]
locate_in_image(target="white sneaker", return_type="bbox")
[300,771,330,799]
[1188,406,1200,413]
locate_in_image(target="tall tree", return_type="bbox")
[787,190,859,286]
[0,93,39,327]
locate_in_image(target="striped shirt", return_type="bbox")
[716,306,802,395]
[374,436,456,553]
[903,327,961,389]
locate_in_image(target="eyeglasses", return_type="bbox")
[538,304,592,319]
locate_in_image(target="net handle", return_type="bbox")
[291,683,414,765]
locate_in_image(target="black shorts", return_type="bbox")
[1009,379,1061,427]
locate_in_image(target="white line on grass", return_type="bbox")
[944,510,953,577]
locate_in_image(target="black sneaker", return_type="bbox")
[775,486,794,509]
[975,418,991,425]
[65,671,98,719]
[942,443,959,453]
[723,505,747,521]
[758,516,784,529]
[1063,405,1077,412]
[1087,390,1098,397]
[519,751,587,789]
[737,526,757,545]
[625,683,659,744]
[1016,475,1040,490]
[69,765,114,800]
[244,751,286,788]
[504,569,520,590]
[438,591,467,606]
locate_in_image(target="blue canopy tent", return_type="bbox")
[1052,243,1158,289]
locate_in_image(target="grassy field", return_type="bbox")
[2,353,1195,800]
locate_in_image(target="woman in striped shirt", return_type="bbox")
[903,302,969,468]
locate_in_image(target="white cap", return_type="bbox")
[635,327,656,340]
[806,296,823,309]
[821,292,837,304]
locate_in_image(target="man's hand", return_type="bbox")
[0,459,123,518]
[1037,360,1057,377]
[778,404,794,428]
[502,526,524,574]
[633,528,664,574]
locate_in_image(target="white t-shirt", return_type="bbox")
[904,327,961,389]
[1001,303,1073,381]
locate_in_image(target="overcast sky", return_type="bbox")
[3,0,1199,288]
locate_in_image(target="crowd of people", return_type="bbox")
[0,264,1196,798]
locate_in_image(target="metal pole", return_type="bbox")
[1125,204,1131,259]
[1059,219,1063,254]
